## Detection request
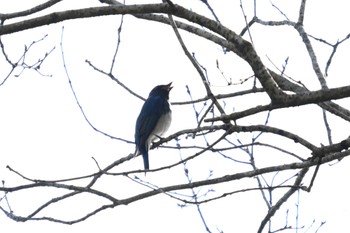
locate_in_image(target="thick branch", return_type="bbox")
[0,0,63,21]
[0,3,286,103]
[206,85,350,122]
[1,149,348,224]
[0,4,171,35]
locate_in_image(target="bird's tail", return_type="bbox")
[142,151,149,170]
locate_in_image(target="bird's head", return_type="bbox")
[149,82,173,99]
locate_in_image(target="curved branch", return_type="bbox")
[0,0,63,21]
[1,149,348,224]
[0,4,171,35]
[257,168,309,233]
[205,85,350,123]
[0,3,285,102]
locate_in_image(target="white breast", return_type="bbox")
[153,110,172,137]
[146,110,172,150]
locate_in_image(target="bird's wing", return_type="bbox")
[135,96,167,149]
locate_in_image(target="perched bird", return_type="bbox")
[135,82,173,170]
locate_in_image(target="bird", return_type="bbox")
[135,82,173,171]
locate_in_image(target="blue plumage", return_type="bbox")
[135,83,172,170]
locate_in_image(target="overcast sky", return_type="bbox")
[1,1,350,232]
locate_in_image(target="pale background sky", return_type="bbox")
[1,0,350,232]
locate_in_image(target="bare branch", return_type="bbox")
[2,149,349,224]
[109,13,124,73]
[59,27,134,144]
[294,23,327,89]
[164,5,227,119]
[206,85,350,123]
[297,0,307,24]
[197,0,220,23]
[0,1,349,230]
[257,168,309,233]
[0,0,63,21]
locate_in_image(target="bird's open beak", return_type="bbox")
[165,82,173,91]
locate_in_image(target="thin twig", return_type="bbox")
[322,109,333,145]
[197,0,220,22]
[240,0,254,46]
[110,11,124,73]
[86,60,145,101]
[163,4,227,119]
[257,168,309,233]
[176,139,212,233]
[60,26,132,144]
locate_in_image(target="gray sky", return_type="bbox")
[1,0,350,232]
